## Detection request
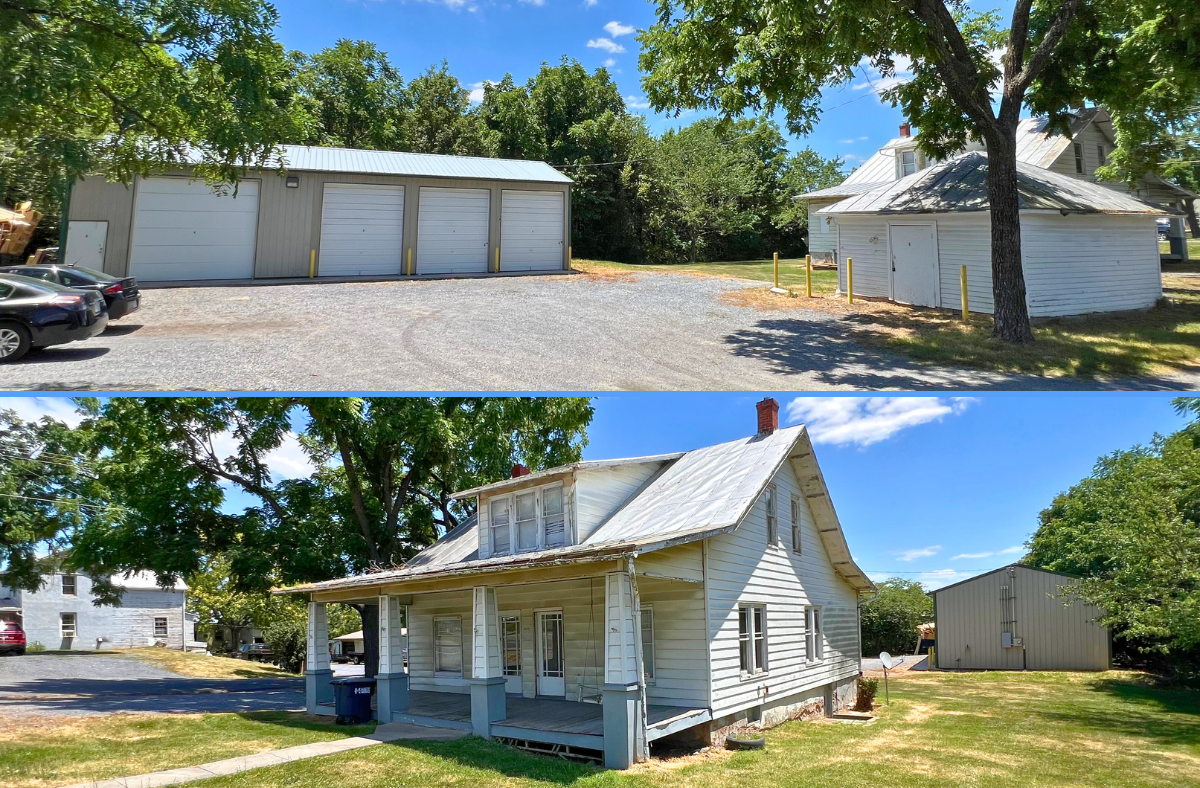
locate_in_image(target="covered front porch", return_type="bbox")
[303,560,712,768]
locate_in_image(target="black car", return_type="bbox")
[0,264,141,319]
[0,274,109,362]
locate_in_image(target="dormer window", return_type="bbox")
[486,482,568,556]
[900,150,918,177]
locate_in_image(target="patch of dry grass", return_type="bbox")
[115,647,294,679]
[572,258,840,294]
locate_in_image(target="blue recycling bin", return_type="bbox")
[330,676,375,724]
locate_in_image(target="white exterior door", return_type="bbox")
[129,177,259,281]
[500,190,563,271]
[319,184,404,277]
[535,611,565,697]
[416,187,489,275]
[890,224,939,307]
[64,221,107,270]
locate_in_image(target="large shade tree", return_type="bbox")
[639,0,1200,343]
[67,397,594,675]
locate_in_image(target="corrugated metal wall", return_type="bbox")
[934,566,1110,671]
[70,170,570,281]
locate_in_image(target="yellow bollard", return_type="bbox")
[309,249,316,278]
[847,257,854,305]
[495,247,500,274]
[960,265,970,321]
[773,251,780,289]
[568,246,573,271]
[805,254,812,298]
[407,248,413,276]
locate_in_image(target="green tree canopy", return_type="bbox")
[859,578,934,657]
[293,39,408,150]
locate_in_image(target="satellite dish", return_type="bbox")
[879,651,895,670]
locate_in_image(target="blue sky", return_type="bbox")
[271,0,1018,171]
[3,393,1186,589]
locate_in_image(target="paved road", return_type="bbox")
[3,271,1187,391]
[0,654,304,719]
[861,655,928,672]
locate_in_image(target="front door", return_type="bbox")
[536,611,565,697]
[890,224,939,307]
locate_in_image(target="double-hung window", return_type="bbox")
[738,605,767,675]
[154,617,168,637]
[434,616,463,675]
[61,612,77,638]
[61,574,77,596]
[805,606,824,661]
[764,486,777,544]
[515,492,538,551]
[1073,143,1084,173]
[900,149,918,177]
[1096,144,1106,168]
[487,483,568,555]
[543,486,566,547]
[640,607,655,682]
[791,496,802,554]
[490,498,512,556]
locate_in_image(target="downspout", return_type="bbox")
[627,556,649,761]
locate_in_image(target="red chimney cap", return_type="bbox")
[899,122,912,138]
[510,464,531,478]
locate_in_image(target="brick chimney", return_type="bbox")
[510,463,531,478]
[756,398,779,435]
[899,122,911,138]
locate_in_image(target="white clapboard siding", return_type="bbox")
[705,456,860,718]
[636,562,710,706]
[836,217,890,297]
[806,199,840,260]
[935,213,994,313]
[605,572,639,685]
[500,191,563,271]
[416,187,490,274]
[318,183,404,277]
[575,464,666,543]
[129,177,259,281]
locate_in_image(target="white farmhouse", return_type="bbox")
[279,399,874,768]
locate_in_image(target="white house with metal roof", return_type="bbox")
[64,146,573,283]
[279,399,873,769]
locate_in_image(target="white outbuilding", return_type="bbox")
[816,151,1166,317]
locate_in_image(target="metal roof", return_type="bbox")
[277,426,874,596]
[453,453,685,498]
[816,151,1164,216]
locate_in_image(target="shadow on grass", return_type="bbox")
[1031,678,1200,749]
[232,710,376,737]
[381,737,601,786]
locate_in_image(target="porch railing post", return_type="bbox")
[602,572,643,769]
[469,586,505,738]
[376,594,409,720]
[305,601,333,714]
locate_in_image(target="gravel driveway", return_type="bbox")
[0,654,303,719]
[3,271,1182,391]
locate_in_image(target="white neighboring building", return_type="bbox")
[0,572,201,651]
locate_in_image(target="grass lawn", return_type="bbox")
[1160,238,1200,258]
[0,712,374,788]
[188,671,1198,788]
[32,647,295,679]
[575,257,841,295]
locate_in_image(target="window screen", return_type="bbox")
[490,498,511,555]
[61,613,77,638]
[515,492,537,551]
[434,617,463,674]
[154,617,168,636]
[543,486,565,547]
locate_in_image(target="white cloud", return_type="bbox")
[587,37,625,54]
[604,20,635,37]
[785,396,978,447]
[0,397,86,427]
[583,0,597,5]
[895,545,941,562]
[952,545,1024,561]
[603,58,616,68]
[839,136,870,143]
[467,80,497,103]
[914,569,976,590]
[841,153,864,163]
[625,95,650,109]
[519,0,546,5]
[210,430,315,481]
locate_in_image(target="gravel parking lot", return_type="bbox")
[1,271,1188,391]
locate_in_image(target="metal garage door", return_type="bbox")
[319,184,405,277]
[129,177,259,281]
[500,191,563,271]
[416,187,490,275]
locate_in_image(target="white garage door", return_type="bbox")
[319,184,405,277]
[416,187,490,275]
[500,191,564,271]
[129,177,259,281]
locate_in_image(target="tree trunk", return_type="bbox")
[986,135,1035,343]
[360,602,379,678]
[1185,198,1200,239]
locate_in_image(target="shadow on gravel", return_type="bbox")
[103,323,144,336]
[20,347,110,364]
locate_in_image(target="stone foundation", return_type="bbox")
[681,678,858,748]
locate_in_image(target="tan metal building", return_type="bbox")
[65,146,572,283]
[931,564,1111,671]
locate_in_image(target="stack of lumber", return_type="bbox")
[0,202,42,256]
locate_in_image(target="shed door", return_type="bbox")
[64,221,107,270]
[129,177,259,281]
[319,184,405,277]
[890,224,939,307]
[416,187,490,275]
[500,191,563,271]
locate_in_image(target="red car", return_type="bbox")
[0,620,25,656]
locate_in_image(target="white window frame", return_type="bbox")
[501,615,521,677]
[434,615,463,676]
[489,497,512,557]
[61,574,76,596]
[61,612,77,638]
[764,485,777,544]
[1096,144,1106,168]
[486,482,568,556]
[791,495,802,555]
[640,606,655,683]
[899,149,918,177]
[738,604,768,676]
[1074,142,1084,173]
[805,606,824,662]
[154,617,168,637]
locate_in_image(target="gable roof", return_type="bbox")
[817,151,1164,216]
[928,563,1082,597]
[276,426,874,595]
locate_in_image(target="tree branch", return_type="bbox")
[1009,0,1082,96]
[333,430,383,565]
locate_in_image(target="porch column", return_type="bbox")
[305,601,333,714]
[469,586,506,738]
[376,594,410,720]
[602,571,643,769]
